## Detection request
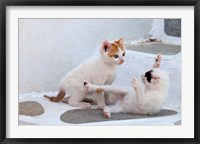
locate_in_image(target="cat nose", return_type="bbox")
[119,59,124,64]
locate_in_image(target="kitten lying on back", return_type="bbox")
[44,38,126,109]
[83,54,170,118]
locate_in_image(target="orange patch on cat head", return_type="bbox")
[102,37,125,57]
[107,43,119,57]
[114,37,125,52]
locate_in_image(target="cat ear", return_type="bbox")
[115,37,124,45]
[102,40,111,52]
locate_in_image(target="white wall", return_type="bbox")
[19,19,153,94]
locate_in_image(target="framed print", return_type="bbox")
[0,0,199,143]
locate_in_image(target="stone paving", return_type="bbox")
[126,42,181,55]
[19,101,44,116]
[60,109,177,124]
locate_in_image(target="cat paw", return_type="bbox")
[131,77,138,88]
[154,54,162,68]
[141,75,146,83]
[103,111,111,119]
[81,103,91,109]
[156,53,162,62]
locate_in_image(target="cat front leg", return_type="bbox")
[83,82,104,93]
[153,54,162,68]
[131,77,143,104]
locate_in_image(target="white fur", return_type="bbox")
[45,38,125,109]
[83,54,170,118]
[61,55,117,108]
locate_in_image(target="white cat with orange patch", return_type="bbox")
[83,54,170,118]
[44,38,126,109]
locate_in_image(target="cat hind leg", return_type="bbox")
[83,82,106,109]
[103,103,123,119]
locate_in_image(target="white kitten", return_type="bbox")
[44,38,126,109]
[83,54,170,118]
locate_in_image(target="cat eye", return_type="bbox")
[122,53,125,56]
[113,55,119,58]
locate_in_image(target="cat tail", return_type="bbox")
[44,91,65,102]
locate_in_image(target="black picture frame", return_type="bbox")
[0,0,199,144]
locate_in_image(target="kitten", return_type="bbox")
[83,54,170,118]
[44,38,126,109]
